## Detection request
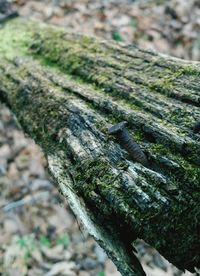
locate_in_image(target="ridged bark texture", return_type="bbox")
[0,18,200,275]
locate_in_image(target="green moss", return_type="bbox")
[1,19,195,140]
[0,19,37,59]
[70,155,200,271]
[1,17,199,189]
[182,64,200,76]
[72,157,128,200]
[142,199,200,271]
[149,142,200,190]
[148,67,185,93]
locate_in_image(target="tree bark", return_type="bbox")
[0,18,200,275]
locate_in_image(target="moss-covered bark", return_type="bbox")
[0,18,200,275]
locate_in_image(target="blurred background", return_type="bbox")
[0,0,199,275]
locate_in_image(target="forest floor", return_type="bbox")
[0,0,199,275]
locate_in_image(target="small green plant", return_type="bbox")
[56,233,70,248]
[16,234,36,261]
[39,235,51,247]
[112,31,124,42]
[97,272,105,276]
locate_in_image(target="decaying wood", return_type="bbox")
[0,18,200,276]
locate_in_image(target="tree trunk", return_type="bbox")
[0,17,200,275]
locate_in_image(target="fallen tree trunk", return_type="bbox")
[0,17,200,276]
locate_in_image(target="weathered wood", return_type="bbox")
[0,18,200,275]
